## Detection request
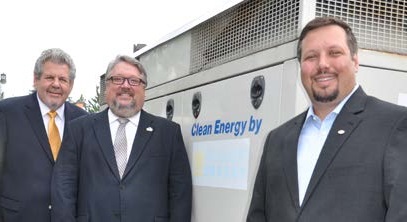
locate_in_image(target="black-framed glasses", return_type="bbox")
[107,76,146,86]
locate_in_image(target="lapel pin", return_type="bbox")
[146,127,153,132]
[337,129,345,135]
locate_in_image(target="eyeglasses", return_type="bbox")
[107,76,146,86]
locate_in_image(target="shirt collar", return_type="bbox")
[108,108,141,126]
[305,83,359,121]
[37,93,65,119]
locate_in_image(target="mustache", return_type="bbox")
[316,70,335,75]
[116,88,134,96]
[47,89,62,94]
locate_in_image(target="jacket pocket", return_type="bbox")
[0,196,20,212]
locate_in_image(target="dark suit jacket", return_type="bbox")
[0,93,87,222]
[247,87,407,222]
[52,109,192,222]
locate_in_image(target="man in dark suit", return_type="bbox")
[52,55,192,222]
[0,48,87,222]
[246,17,407,222]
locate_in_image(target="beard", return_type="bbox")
[312,87,339,103]
[48,102,61,111]
[109,98,139,118]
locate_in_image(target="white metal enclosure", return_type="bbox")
[134,0,407,221]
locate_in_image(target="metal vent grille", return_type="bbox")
[316,0,407,55]
[190,0,300,73]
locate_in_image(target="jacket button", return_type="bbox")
[48,205,52,210]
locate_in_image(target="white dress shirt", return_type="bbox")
[108,109,140,159]
[37,94,65,140]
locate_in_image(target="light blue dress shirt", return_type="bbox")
[297,84,359,206]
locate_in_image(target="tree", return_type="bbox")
[71,86,101,113]
[85,86,101,113]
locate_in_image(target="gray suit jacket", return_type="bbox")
[0,93,87,222]
[51,109,192,222]
[247,87,407,222]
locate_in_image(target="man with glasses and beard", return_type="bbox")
[51,55,192,222]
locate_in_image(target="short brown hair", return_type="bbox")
[297,17,358,61]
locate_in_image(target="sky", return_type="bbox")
[0,0,241,100]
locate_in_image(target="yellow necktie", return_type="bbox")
[48,111,61,160]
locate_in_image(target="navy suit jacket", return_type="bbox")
[247,87,407,222]
[52,109,192,222]
[0,93,87,222]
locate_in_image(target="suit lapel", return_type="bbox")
[63,103,75,122]
[63,103,74,139]
[122,110,153,179]
[93,109,121,180]
[283,112,307,210]
[300,87,366,208]
[24,94,54,162]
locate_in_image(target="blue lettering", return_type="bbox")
[191,123,212,136]
[193,117,261,137]
[214,120,222,134]
[214,119,247,136]
[248,116,262,135]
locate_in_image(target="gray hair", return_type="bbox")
[105,55,148,87]
[33,48,76,80]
